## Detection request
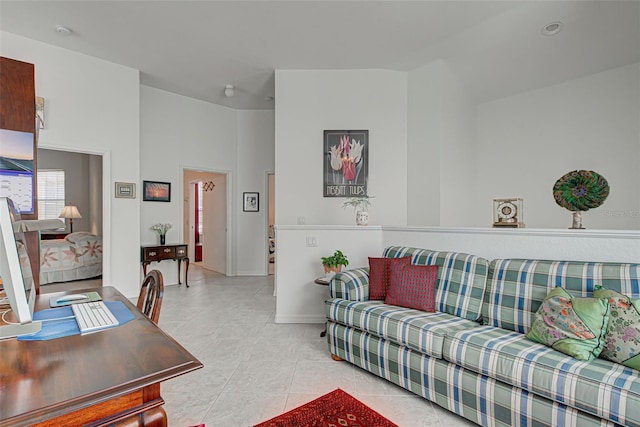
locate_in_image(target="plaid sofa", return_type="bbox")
[326,246,640,426]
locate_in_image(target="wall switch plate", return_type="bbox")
[306,236,317,247]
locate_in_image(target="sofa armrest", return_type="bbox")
[329,268,370,301]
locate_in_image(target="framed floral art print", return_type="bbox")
[323,130,368,198]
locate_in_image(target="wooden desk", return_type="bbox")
[0,286,203,427]
[141,244,189,287]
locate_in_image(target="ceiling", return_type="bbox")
[1,1,638,110]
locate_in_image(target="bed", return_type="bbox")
[39,232,103,285]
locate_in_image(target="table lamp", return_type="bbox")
[59,204,82,233]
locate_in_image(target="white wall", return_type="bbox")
[476,62,640,230]
[140,86,236,281]
[407,60,478,227]
[237,110,275,275]
[274,69,408,227]
[407,61,443,226]
[275,225,640,323]
[140,86,276,279]
[2,32,141,297]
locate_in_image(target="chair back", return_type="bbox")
[137,270,164,324]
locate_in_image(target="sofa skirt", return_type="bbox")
[327,321,618,427]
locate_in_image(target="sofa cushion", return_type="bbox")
[383,246,489,321]
[368,256,410,300]
[443,325,640,426]
[526,287,609,361]
[483,259,640,333]
[385,264,439,312]
[326,298,482,359]
[594,285,640,370]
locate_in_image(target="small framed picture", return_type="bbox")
[243,192,259,212]
[143,180,171,202]
[115,182,136,199]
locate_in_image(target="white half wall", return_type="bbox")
[275,225,640,324]
[2,32,141,297]
[274,225,383,323]
[274,69,408,227]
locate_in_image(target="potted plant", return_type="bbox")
[321,250,349,278]
[342,195,374,225]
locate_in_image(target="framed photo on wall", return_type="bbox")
[243,192,259,212]
[323,130,368,198]
[115,182,136,199]
[143,180,171,202]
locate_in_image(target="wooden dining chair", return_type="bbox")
[137,269,164,324]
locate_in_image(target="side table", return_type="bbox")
[315,277,331,337]
[141,244,190,287]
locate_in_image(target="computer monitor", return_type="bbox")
[0,197,41,339]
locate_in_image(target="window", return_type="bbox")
[37,170,65,221]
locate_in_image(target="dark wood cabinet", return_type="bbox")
[141,244,189,287]
[1,56,40,292]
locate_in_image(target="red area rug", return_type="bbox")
[254,388,398,427]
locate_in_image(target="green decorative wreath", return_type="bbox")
[553,170,609,212]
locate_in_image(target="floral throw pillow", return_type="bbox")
[593,285,640,370]
[368,257,411,300]
[526,287,609,361]
[385,264,439,312]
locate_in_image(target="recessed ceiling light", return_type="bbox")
[541,21,563,36]
[55,25,72,36]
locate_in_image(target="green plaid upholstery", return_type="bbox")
[330,268,370,300]
[327,322,616,427]
[326,298,482,359]
[483,259,640,333]
[444,325,640,426]
[383,246,489,321]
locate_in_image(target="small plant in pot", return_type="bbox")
[342,196,374,226]
[321,250,349,279]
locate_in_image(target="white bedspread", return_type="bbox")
[40,232,102,285]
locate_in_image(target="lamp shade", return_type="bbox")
[59,205,82,219]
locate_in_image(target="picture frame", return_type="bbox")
[323,130,368,198]
[115,182,136,199]
[243,192,259,212]
[143,180,171,202]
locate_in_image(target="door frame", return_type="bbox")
[181,166,234,276]
[37,143,110,283]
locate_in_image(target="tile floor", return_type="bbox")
[152,265,477,427]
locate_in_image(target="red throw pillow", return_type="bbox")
[368,256,410,300]
[385,264,439,312]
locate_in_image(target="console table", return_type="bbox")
[141,244,189,287]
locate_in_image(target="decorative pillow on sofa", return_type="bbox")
[526,287,609,361]
[593,285,640,370]
[368,256,411,300]
[385,264,439,312]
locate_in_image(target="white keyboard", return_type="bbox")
[71,301,119,333]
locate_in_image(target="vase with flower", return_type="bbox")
[151,223,172,245]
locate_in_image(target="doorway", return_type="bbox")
[36,147,105,291]
[267,173,275,275]
[183,169,227,274]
